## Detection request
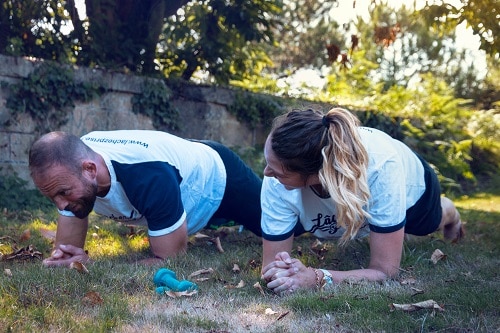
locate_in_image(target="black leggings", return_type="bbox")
[197,140,262,237]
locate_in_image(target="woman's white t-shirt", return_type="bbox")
[261,127,426,241]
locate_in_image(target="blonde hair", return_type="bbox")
[270,108,370,245]
[320,108,370,245]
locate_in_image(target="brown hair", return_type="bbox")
[270,108,370,245]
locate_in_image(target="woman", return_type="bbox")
[260,108,464,293]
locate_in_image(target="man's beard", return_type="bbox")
[66,179,98,219]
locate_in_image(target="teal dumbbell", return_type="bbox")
[153,268,198,293]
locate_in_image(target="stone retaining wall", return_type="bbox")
[0,55,267,185]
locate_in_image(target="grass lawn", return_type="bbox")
[1,177,499,332]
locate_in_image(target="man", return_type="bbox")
[29,130,262,267]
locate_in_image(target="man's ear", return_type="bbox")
[82,160,97,179]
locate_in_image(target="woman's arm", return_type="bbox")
[321,228,405,283]
[262,228,405,293]
[366,228,404,278]
[262,236,294,268]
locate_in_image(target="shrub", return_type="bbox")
[0,173,52,212]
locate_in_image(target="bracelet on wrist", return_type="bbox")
[310,267,321,290]
[309,267,334,291]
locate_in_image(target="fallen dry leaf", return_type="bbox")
[232,263,240,273]
[165,290,198,298]
[210,236,224,253]
[214,225,239,237]
[400,277,417,285]
[265,308,290,321]
[311,239,323,249]
[390,299,444,312]
[188,232,210,245]
[277,311,290,321]
[194,277,210,282]
[431,249,447,264]
[193,232,210,239]
[3,244,43,261]
[310,239,329,259]
[225,280,245,289]
[19,229,31,242]
[253,281,265,295]
[4,268,12,277]
[70,261,89,274]
[411,287,425,296]
[125,225,145,237]
[82,291,103,306]
[247,259,260,270]
[265,308,278,315]
[189,268,214,278]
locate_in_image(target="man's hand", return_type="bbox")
[42,244,90,267]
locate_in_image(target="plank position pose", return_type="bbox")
[29,130,262,266]
[260,108,464,293]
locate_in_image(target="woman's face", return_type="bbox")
[263,136,318,190]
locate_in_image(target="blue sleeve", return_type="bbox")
[369,219,406,233]
[111,161,184,232]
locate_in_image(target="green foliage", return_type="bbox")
[355,110,404,140]
[2,0,283,81]
[361,73,483,191]
[158,0,281,83]
[79,0,169,73]
[467,109,500,143]
[419,1,499,57]
[263,0,345,74]
[228,92,284,129]
[230,72,282,95]
[0,173,51,212]
[470,137,500,176]
[436,138,475,181]
[5,62,103,133]
[323,50,381,105]
[232,144,266,178]
[467,109,500,176]
[356,2,461,91]
[480,56,500,110]
[131,79,179,130]
[0,0,75,61]
[325,66,498,192]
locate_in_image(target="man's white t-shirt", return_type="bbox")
[59,130,226,237]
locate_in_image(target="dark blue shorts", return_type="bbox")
[197,140,262,237]
[404,154,443,236]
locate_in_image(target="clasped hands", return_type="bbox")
[261,251,316,294]
[42,244,90,267]
[43,244,165,267]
